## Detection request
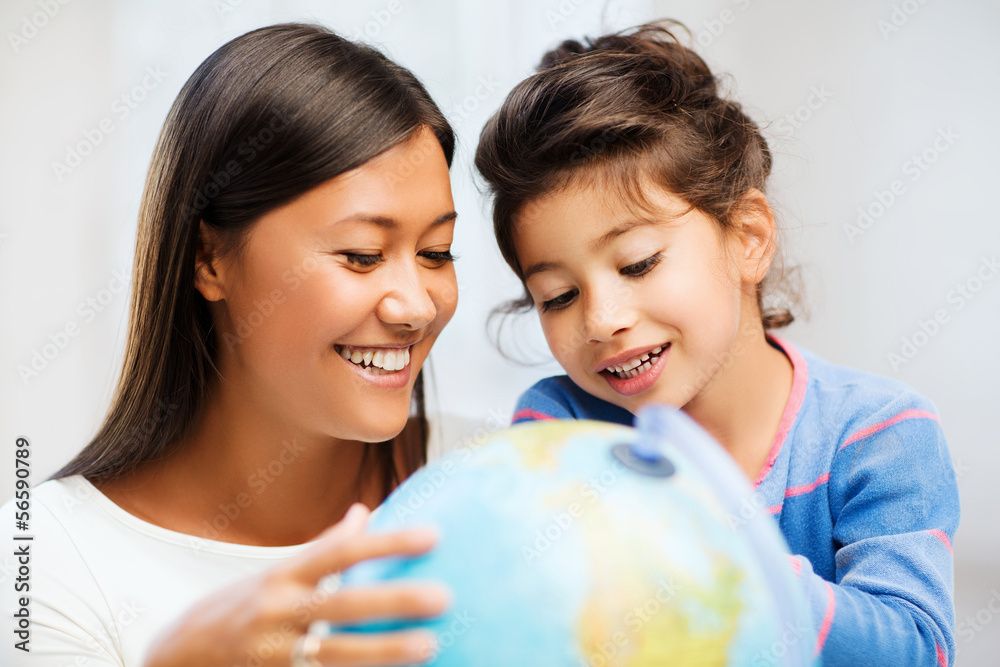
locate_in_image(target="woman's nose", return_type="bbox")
[377,263,437,330]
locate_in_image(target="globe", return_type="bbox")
[336,406,818,666]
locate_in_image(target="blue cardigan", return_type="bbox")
[511,336,959,666]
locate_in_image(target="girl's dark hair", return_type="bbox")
[51,23,454,500]
[475,21,795,334]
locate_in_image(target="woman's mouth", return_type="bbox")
[334,345,411,375]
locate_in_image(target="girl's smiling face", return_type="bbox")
[514,178,771,415]
[196,127,457,443]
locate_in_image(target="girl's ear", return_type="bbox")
[733,188,777,285]
[193,221,228,302]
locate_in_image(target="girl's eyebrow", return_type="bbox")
[590,218,659,251]
[523,260,561,281]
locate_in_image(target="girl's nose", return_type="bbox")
[583,289,636,343]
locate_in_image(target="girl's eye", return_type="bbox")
[343,253,384,267]
[541,288,579,313]
[419,250,458,265]
[620,252,662,277]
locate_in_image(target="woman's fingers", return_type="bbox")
[314,629,439,667]
[283,505,438,586]
[315,583,451,625]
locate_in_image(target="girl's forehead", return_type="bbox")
[516,179,693,245]
[528,170,692,219]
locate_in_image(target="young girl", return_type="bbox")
[475,23,959,666]
[1,24,458,667]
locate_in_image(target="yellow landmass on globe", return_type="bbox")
[511,421,629,470]
[576,504,744,666]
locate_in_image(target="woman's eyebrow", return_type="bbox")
[332,211,458,228]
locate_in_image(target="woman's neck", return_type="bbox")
[94,384,381,547]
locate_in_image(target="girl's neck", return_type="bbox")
[681,325,794,483]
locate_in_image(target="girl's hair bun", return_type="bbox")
[539,23,713,88]
[538,38,590,71]
[477,20,796,332]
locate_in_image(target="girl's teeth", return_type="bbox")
[350,349,363,364]
[384,350,397,371]
[608,346,666,380]
[339,347,351,360]
[363,350,373,365]
[373,350,384,367]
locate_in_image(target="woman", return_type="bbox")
[1,23,457,667]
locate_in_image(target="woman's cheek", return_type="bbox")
[433,268,460,327]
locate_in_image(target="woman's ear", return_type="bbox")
[733,188,777,285]
[193,221,228,302]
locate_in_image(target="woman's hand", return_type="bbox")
[144,503,449,667]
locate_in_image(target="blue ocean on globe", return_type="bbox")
[336,406,819,666]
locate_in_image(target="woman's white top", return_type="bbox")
[0,474,326,666]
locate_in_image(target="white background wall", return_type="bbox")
[0,0,997,662]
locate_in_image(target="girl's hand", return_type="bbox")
[144,503,449,667]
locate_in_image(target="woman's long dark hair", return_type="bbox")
[50,23,454,500]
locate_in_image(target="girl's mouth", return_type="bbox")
[601,344,668,380]
[600,343,671,397]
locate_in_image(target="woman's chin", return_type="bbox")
[349,412,412,445]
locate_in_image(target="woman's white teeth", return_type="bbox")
[339,346,410,373]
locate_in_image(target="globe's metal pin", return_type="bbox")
[611,442,676,477]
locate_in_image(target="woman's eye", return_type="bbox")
[620,252,662,277]
[343,253,384,267]
[419,250,457,265]
[541,289,578,313]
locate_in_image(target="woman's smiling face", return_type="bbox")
[514,178,761,416]
[198,127,457,443]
